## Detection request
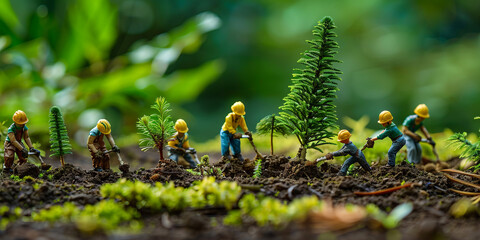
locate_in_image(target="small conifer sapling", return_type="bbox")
[137,97,176,164]
[279,16,341,161]
[448,117,480,171]
[49,106,72,167]
[256,114,291,155]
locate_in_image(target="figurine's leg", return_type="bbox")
[97,145,110,170]
[415,141,422,164]
[169,153,179,163]
[357,152,371,172]
[220,130,231,156]
[339,156,355,175]
[231,137,241,156]
[3,142,15,170]
[15,144,27,165]
[387,136,406,167]
[405,136,421,164]
[183,153,197,168]
[103,151,111,170]
[89,149,99,169]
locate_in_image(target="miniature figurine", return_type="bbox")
[402,104,435,164]
[87,119,120,172]
[3,110,40,172]
[323,130,371,176]
[167,119,197,168]
[367,111,406,167]
[220,101,251,161]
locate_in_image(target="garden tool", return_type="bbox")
[241,134,265,160]
[104,150,130,173]
[315,156,330,163]
[185,148,200,165]
[361,137,375,151]
[421,139,439,162]
[28,151,51,170]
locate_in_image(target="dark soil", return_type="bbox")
[1,156,480,240]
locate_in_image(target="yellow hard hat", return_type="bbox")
[414,104,430,118]
[97,119,111,134]
[378,110,393,124]
[13,110,28,124]
[337,129,352,142]
[231,101,246,115]
[174,119,189,133]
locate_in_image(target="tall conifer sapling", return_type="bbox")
[49,106,72,167]
[279,17,341,161]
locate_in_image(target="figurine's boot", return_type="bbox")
[337,171,346,176]
[233,153,244,162]
[222,155,231,161]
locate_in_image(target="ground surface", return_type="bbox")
[1,154,479,240]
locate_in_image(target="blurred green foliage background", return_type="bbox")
[1,0,479,151]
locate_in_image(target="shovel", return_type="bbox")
[28,151,51,170]
[104,150,130,173]
[421,139,440,162]
[240,134,265,160]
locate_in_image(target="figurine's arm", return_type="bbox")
[87,135,99,153]
[8,133,24,150]
[23,130,34,149]
[183,139,190,149]
[240,117,249,133]
[168,138,179,149]
[402,126,421,141]
[420,126,431,140]
[106,134,116,147]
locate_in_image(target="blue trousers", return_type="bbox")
[340,151,371,174]
[220,130,241,156]
[387,135,406,166]
[169,152,197,168]
[405,135,422,164]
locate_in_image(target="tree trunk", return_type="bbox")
[270,115,275,155]
[159,142,164,161]
[297,147,307,161]
[60,155,65,167]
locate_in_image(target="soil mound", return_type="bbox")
[14,163,39,178]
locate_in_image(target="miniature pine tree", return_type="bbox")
[137,97,176,163]
[256,114,291,155]
[49,106,72,166]
[448,117,480,170]
[279,16,341,161]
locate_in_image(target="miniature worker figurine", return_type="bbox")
[87,119,120,172]
[402,104,434,164]
[324,130,371,176]
[168,119,197,168]
[368,111,406,167]
[220,101,251,161]
[3,110,40,173]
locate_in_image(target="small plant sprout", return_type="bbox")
[253,159,262,178]
[366,203,413,229]
[279,16,342,161]
[256,114,291,155]
[48,106,72,167]
[137,97,176,163]
[448,116,480,171]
